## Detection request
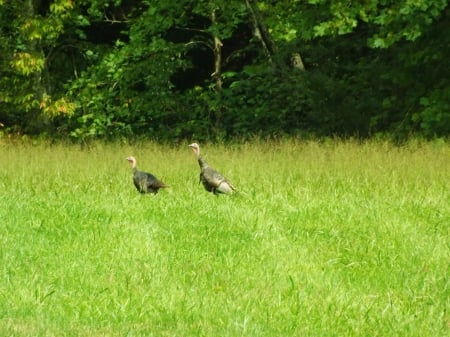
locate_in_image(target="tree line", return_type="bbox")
[0,0,449,141]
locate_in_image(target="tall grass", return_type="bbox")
[0,139,448,336]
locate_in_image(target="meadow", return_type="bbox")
[0,139,448,336]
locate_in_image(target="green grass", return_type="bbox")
[0,139,448,336]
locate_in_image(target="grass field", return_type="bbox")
[0,139,448,336]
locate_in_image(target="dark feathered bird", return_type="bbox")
[188,143,236,195]
[126,156,168,194]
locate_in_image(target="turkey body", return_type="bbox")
[188,143,236,195]
[126,156,167,194]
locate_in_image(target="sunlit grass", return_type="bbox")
[0,139,448,336]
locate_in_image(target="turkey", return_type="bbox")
[188,143,236,195]
[126,156,168,194]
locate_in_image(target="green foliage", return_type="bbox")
[218,63,309,137]
[305,0,448,48]
[0,0,449,140]
[65,0,255,141]
[415,86,450,137]
[0,0,80,132]
[65,7,190,140]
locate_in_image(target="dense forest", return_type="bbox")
[0,0,449,141]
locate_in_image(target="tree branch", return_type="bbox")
[185,40,213,51]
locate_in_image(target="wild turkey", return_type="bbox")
[126,156,168,194]
[188,143,236,195]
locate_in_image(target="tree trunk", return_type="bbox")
[291,52,305,71]
[245,0,275,61]
[210,9,223,91]
[209,7,224,137]
[25,0,47,100]
[24,0,52,129]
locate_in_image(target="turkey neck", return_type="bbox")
[197,156,209,169]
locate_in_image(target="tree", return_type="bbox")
[66,0,258,140]
[256,0,450,137]
[1,0,448,139]
[0,0,77,132]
